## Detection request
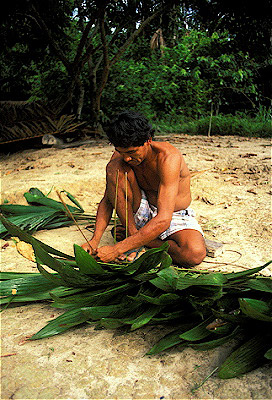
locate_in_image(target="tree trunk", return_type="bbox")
[76,80,85,120]
[31,2,166,131]
[87,51,101,130]
[208,102,213,137]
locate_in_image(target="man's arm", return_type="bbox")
[96,152,182,262]
[81,190,113,253]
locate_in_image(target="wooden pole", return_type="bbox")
[56,190,94,253]
[125,171,128,239]
[113,169,120,244]
[208,102,213,137]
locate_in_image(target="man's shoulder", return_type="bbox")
[107,151,122,164]
[153,140,179,150]
[153,141,182,160]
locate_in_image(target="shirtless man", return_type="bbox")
[81,110,206,266]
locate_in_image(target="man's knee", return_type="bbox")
[172,239,206,266]
[188,243,206,266]
[168,231,206,266]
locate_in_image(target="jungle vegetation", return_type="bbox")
[1,0,271,138]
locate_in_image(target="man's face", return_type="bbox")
[115,140,151,166]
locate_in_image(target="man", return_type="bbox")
[81,110,206,266]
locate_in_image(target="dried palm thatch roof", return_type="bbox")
[0,101,86,144]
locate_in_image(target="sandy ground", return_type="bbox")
[0,134,271,399]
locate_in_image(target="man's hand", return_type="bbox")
[96,244,143,263]
[81,240,98,255]
[81,236,141,263]
[95,245,120,263]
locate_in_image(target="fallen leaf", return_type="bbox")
[247,189,257,195]
[12,237,35,262]
[1,353,17,357]
[190,169,210,178]
[239,153,257,158]
[224,177,235,182]
[18,336,32,345]
[201,197,214,205]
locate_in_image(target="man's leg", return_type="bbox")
[147,229,206,267]
[106,158,142,259]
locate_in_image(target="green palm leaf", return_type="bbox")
[1,214,272,380]
[0,214,74,259]
[73,244,107,275]
[30,308,91,339]
[0,273,60,297]
[218,333,272,379]
[146,322,196,355]
[264,348,272,360]
[246,277,272,293]
[239,298,272,322]
[189,326,241,350]
[179,316,214,341]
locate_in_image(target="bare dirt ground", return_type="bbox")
[1,134,271,399]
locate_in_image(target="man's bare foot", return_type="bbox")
[118,247,145,262]
[118,251,138,262]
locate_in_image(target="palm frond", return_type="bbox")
[0,187,94,239]
[1,216,271,380]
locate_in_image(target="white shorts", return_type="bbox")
[134,191,204,240]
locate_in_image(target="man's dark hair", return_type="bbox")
[106,110,155,148]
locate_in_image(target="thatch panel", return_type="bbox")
[0,101,86,144]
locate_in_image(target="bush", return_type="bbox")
[102,31,260,121]
[154,113,272,138]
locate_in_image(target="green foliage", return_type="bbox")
[103,31,259,121]
[0,187,95,239]
[27,59,71,103]
[175,113,272,138]
[151,110,271,138]
[191,0,272,64]
[1,1,271,133]
[1,216,272,380]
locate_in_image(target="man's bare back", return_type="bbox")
[114,141,192,211]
